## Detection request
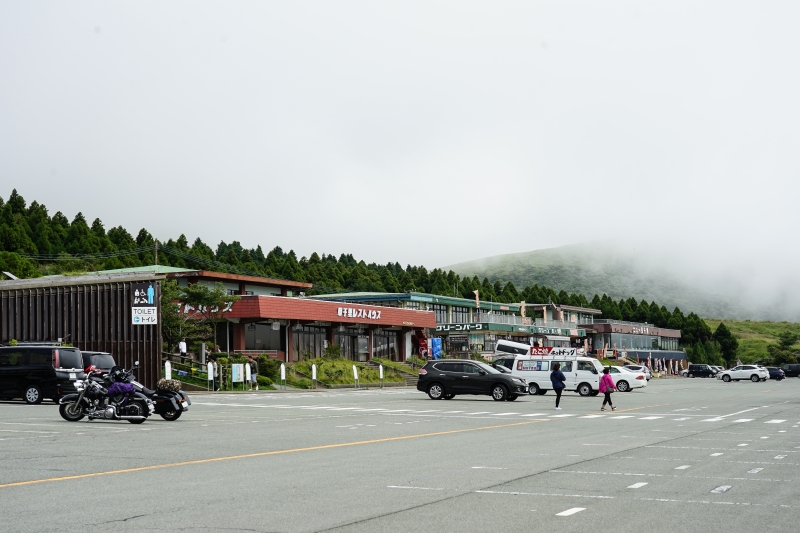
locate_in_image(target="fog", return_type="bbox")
[1,1,798,316]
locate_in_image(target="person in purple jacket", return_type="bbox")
[599,367,617,411]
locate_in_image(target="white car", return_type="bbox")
[717,365,769,383]
[624,364,652,381]
[608,366,647,392]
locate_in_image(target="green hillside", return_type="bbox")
[703,319,800,364]
[446,243,748,319]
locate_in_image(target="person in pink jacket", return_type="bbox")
[599,367,617,411]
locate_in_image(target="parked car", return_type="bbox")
[0,345,84,404]
[686,364,717,378]
[81,351,117,372]
[717,365,769,382]
[767,367,785,380]
[624,364,652,381]
[711,366,725,374]
[781,364,800,378]
[607,366,648,392]
[418,359,528,401]
[493,354,603,396]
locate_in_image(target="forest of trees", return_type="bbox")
[0,189,717,354]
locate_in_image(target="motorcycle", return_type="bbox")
[125,362,191,421]
[58,366,154,423]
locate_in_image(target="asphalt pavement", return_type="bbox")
[1,376,799,532]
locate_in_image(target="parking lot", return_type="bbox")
[1,377,799,532]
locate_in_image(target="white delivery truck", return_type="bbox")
[492,339,604,397]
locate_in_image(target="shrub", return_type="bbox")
[256,375,273,386]
[258,355,281,380]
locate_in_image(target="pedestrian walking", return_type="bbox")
[212,358,220,391]
[178,338,187,358]
[550,362,566,410]
[599,367,617,411]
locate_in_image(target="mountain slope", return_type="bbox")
[445,243,750,319]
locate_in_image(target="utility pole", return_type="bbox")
[155,239,159,266]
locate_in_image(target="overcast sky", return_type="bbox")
[1,1,798,281]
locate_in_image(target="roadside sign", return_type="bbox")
[231,364,244,383]
[131,282,157,325]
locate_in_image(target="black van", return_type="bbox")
[781,364,800,378]
[687,364,716,378]
[0,345,85,404]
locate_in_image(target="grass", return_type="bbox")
[372,358,416,375]
[704,319,800,362]
[292,358,405,385]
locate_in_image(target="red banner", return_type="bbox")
[529,346,553,356]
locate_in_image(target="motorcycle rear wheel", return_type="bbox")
[160,408,182,421]
[127,401,148,424]
[59,402,85,422]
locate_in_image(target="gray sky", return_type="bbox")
[1,1,798,283]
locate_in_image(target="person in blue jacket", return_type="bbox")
[550,363,566,410]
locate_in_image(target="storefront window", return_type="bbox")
[405,302,421,310]
[431,304,448,324]
[292,326,326,361]
[245,323,282,351]
[372,330,399,361]
[452,306,470,323]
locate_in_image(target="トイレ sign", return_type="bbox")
[131,282,158,325]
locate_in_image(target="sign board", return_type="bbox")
[431,338,443,359]
[337,307,382,320]
[131,282,158,325]
[231,364,244,383]
[549,347,577,357]
[529,346,553,356]
[207,362,214,381]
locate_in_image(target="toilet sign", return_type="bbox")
[131,282,158,325]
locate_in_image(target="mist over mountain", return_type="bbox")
[445,242,797,321]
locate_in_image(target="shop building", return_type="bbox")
[580,319,684,360]
[98,266,435,362]
[309,292,603,358]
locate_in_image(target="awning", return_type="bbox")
[626,350,687,361]
[545,335,570,341]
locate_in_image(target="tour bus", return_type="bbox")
[492,339,604,397]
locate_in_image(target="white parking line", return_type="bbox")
[556,507,586,516]
[675,465,691,470]
[748,468,764,473]
[628,482,648,489]
[710,485,732,494]
[765,420,786,424]
[639,417,663,420]
[710,453,724,457]
[550,414,576,418]
[521,413,547,417]
[494,413,520,416]
[732,419,753,423]
[737,444,749,447]
[580,415,605,419]
[611,416,634,419]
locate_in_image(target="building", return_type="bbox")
[99,266,435,363]
[0,272,165,387]
[309,292,602,358]
[580,319,684,361]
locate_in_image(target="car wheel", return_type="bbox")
[577,383,592,397]
[491,384,508,401]
[722,375,731,382]
[506,395,518,401]
[688,373,694,378]
[617,380,630,393]
[528,383,540,395]
[443,393,455,400]
[751,375,759,383]
[23,385,43,405]
[160,409,182,421]
[427,383,444,400]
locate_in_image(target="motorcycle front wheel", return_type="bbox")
[127,401,148,424]
[160,408,182,421]
[59,402,85,422]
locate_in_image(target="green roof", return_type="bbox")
[309,291,520,312]
[94,265,196,275]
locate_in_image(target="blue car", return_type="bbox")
[767,367,785,380]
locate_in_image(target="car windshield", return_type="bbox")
[475,362,502,375]
[89,353,116,370]
[57,348,82,369]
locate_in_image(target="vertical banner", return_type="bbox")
[431,337,443,359]
[352,365,358,380]
[312,364,317,381]
[207,362,214,380]
[164,361,172,380]
[280,363,286,381]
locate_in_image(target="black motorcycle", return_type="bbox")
[125,362,191,421]
[58,367,154,423]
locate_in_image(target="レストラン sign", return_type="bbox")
[337,307,382,320]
